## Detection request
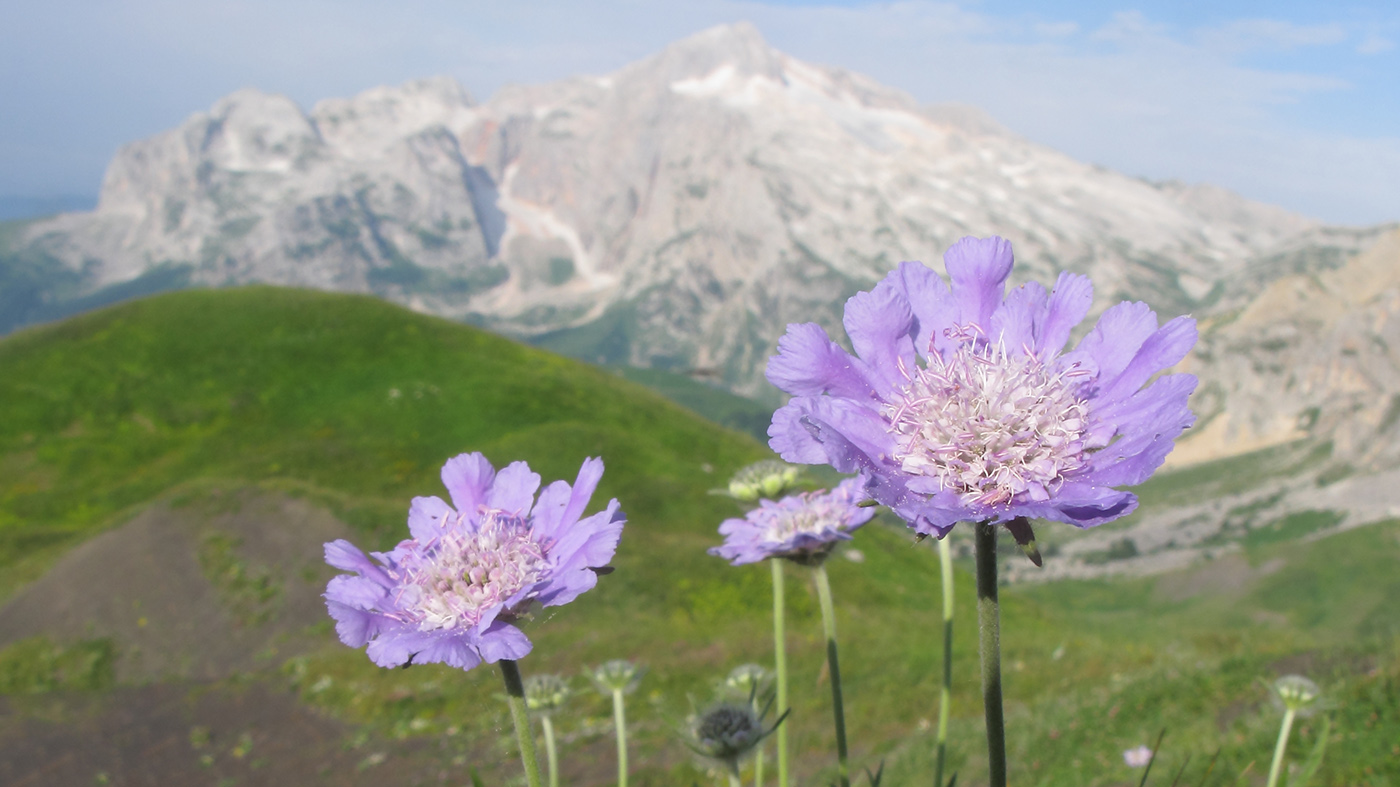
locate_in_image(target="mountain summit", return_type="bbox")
[7,24,1387,408]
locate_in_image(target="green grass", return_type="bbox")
[1,287,1397,785]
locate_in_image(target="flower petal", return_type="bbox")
[477,621,534,663]
[407,495,454,543]
[990,281,1047,355]
[325,574,387,610]
[1075,301,1160,388]
[323,539,392,586]
[1098,316,1198,403]
[1038,272,1094,358]
[441,452,496,513]
[842,276,918,391]
[766,322,879,400]
[411,633,484,671]
[891,260,957,359]
[486,461,542,514]
[943,236,1015,334]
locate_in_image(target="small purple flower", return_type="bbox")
[322,453,625,671]
[709,477,875,565]
[767,236,1197,538]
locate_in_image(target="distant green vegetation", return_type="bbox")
[0,287,1395,785]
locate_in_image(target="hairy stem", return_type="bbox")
[500,660,544,787]
[772,558,790,787]
[935,536,955,787]
[975,522,1007,787]
[814,562,850,787]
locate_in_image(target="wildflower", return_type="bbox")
[1123,745,1153,767]
[767,235,1197,537]
[685,700,786,778]
[322,453,625,671]
[708,477,875,566]
[725,460,804,502]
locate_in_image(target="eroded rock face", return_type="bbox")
[11,23,1392,422]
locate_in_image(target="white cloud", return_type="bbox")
[1195,19,1347,54]
[1357,33,1396,55]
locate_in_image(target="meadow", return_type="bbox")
[0,288,1396,785]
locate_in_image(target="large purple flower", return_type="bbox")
[767,236,1197,538]
[709,477,876,565]
[323,453,625,670]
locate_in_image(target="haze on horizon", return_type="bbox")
[1,0,1397,225]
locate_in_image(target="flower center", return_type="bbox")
[764,494,844,542]
[401,510,547,632]
[884,338,1089,506]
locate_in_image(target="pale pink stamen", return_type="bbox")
[397,510,547,631]
[883,334,1089,506]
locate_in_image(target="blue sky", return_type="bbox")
[1,0,1396,224]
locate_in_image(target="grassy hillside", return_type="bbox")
[0,288,1396,785]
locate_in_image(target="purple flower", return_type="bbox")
[766,236,1197,538]
[709,477,876,565]
[322,453,625,670]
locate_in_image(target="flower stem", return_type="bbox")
[612,687,629,787]
[974,521,1007,787]
[935,536,955,787]
[771,558,790,787]
[729,772,744,787]
[1265,708,1297,787]
[751,697,766,787]
[541,714,560,787]
[500,660,544,787]
[813,562,850,787]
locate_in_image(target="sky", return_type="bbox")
[1,0,1396,225]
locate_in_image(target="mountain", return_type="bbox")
[8,23,1387,398]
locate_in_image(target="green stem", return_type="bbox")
[500,660,544,787]
[729,772,744,787]
[935,536,955,787]
[751,696,766,787]
[612,688,629,787]
[542,714,560,787]
[1265,708,1297,787]
[813,562,850,787]
[974,522,1007,787]
[771,558,790,787]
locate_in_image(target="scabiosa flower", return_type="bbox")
[322,453,625,671]
[767,236,1197,537]
[708,477,875,566]
[684,700,785,778]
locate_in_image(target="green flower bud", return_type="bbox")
[727,460,802,502]
[589,659,644,695]
[524,673,573,714]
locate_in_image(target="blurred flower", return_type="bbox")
[322,453,625,671]
[524,674,573,715]
[684,700,785,776]
[725,460,803,502]
[1272,675,1321,716]
[724,663,773,697]
[766,236,1197,538]
[589,659,645,695]
[1123,745,1153,767]
[709,478,875,566]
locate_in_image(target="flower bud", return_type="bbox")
[589,659,644,695]
[524,673,573,714]
[727,460,802,502]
